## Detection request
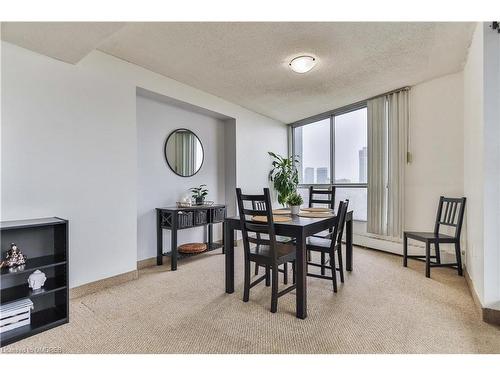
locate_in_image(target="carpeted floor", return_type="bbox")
[3,246,500,354]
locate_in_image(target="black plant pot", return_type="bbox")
[195,197,205,205]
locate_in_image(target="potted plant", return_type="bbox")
[286,191,304,215]
[190,184,208,205]
[268,152,299,206]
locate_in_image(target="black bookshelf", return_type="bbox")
[0,217,68,347]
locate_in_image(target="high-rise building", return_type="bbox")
[316,167,328,184]
[304,167,314,184]
[359,146,367,183]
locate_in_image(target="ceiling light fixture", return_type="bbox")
[289,55,316,74]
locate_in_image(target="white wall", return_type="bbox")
[136,94,226,261]
[463,23,500,309]
[463,23,485,302]
[482,23,500,309]
[355,72,465,255]
[1,41,287,287]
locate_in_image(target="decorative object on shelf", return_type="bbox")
[164,128,204,177]
[268,152,299,206]
[190,184,208,205]
[4,243,27,268]
[178,242,207,254]
[0,298,33,334]
[176,201,192,208]
[27,269,47,290]
[286,191,304,215]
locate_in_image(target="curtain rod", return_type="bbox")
[288,86,410,127]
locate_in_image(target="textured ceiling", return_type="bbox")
[1,22,475,123]
[1,22,125,64]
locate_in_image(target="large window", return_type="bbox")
[292,105,368,221]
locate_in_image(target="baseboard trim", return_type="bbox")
[69,270,138,299]
[464,267,483,317]
[464,266,500,326]
[137,256,170,270]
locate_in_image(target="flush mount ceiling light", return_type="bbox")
[289,55,316,73]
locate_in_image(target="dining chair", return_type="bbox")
[305,200,349,292]
[403,196,466,278]
[236,188,297,313]
[308,185,336,210]
[308,185,337,274]
[252,200,290,284]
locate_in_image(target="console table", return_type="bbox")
[156,205,226,270]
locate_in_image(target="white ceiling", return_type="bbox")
[2,22,475,123]
[1,22,125,64]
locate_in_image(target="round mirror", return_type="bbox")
[164,129,204,177]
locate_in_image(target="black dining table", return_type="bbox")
[224,211,353,319]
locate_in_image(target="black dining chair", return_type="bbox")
[309,185,336,211]
[305,200,349,293]
[308,186,336,274]
[236,188,297,313]
[252,200,291,284]
[403,196,466,278]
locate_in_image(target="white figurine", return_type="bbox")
[27,270,47,290]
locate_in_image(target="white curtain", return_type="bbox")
[367,97,388,235]
[387,90,408,238]
[367,89,409,238]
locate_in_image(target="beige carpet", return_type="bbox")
[3,246,500,354]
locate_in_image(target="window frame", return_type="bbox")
[289,101,368,190]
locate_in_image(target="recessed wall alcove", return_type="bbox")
[136,87,236,262]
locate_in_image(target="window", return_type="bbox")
[291,105,368,221]
[334,108,367,184]
[293,118,330,184]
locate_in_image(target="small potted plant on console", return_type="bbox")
[190,184,208,205]
[286,191,303,215]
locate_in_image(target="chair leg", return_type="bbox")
[435,243,441,264]
[403,234,408,267]
[292,261,296,284]
[243,258,251,302]
[270,266,279,313]
[283,263,288,285]
[455,241,463,276]
[254,262,259,275]
[425,241,431,278]
[329,251,338,293]
[337,246,345,283]
[320,253,326,275]
[265,265,270,286]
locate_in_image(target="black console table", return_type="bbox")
[156,205,226,270]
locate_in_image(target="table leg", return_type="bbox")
[156,210,163,266]
[296,229,307,319]
[225,222,235,293]
[171,227,178,271]
[346,216,353,271]
[221,222,225,254]
[208,223,213,248]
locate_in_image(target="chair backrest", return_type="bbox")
[236,188,278,260]
[309,186,336,209]
[335,199,349,246]
[324,200,348,252]
[434,196,466,238]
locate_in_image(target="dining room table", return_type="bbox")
[224,210,353,319]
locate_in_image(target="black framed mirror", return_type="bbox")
[164,129,204,177]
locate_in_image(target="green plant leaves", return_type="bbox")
[268,151,300,205]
